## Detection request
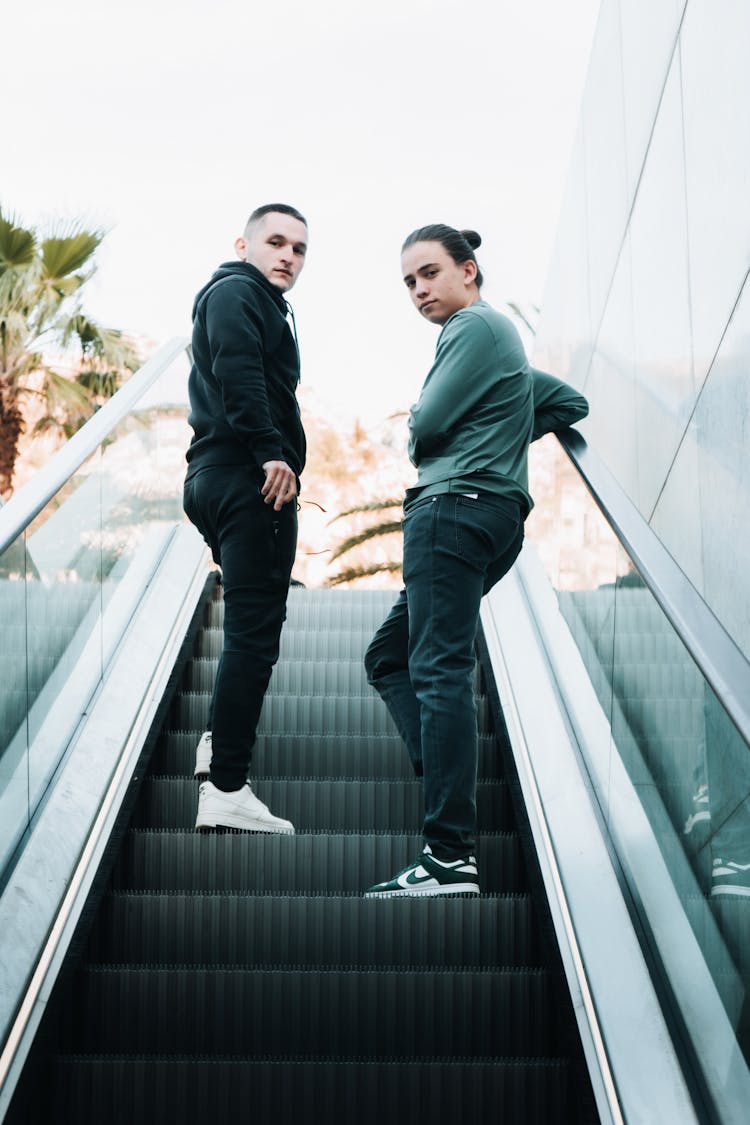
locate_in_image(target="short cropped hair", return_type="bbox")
[244,203,307,236]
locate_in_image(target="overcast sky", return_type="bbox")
[4,0,599,422]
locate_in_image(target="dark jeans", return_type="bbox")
[183,465,297,791]
[365,492,524,860]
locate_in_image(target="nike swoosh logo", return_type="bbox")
[401,866,433,887]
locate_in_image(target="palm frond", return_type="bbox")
[75,368,121,397]
[328,520,403,562]
[0,207,128,488]
[328,498,402,525]
[326,561,402,587]
[34,367,93,416]
[62,314,139,369]
[11,352,45,385]
[41,228,103,280]
[0,210,36,270]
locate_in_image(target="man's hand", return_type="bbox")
[261,460,298,511]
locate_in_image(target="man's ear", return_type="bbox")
[463,259,478,286]
[235,236,248,261]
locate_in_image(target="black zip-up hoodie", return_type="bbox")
[185,261,306,480]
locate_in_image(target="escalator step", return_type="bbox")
[152,730,502,780]
[131,777,513,833]
[285,587,399,603]
[53,1055,574,1125]
[112,831,527,895]
[63,966,558,1056]
[196,627,387,661]
[169,691,491,735]
[206,594,399,631]
[181,657,483,696]
[88,892,541,968]
[12,576,600,1125]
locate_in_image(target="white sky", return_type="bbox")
[4,0,599,423]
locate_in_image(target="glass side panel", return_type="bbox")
[0,536,31,879]
[527,435,750,1101]
[0,347,192,882]
[98,351,192,656]
[23,447,105,822]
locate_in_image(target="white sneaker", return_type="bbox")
[195,780,294,834]
[194,731,212,777]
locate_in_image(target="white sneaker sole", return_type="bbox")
[195,811,294,834]
[711,883,750,898]
[364,883,479,899]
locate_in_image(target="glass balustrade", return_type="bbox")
[526,434,750,1108]
[0,345,192,882]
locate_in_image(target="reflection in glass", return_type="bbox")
[526,436,750,1072]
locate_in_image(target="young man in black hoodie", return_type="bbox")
[183,203,308,833]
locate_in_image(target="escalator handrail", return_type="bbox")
[0,336,190,556]
[557,426,750,749]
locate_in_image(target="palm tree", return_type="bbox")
[0,205,139,496]
[326,498,404,587]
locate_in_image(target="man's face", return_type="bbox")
[235,212,308,292]
[401,241,477,325]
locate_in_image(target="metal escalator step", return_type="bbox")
[183,657,372,695]
[196,627,381,661]
[88,891,541,968]
[169,691,491,735]
[112,831,527,895]
[132,777,513,833]
[285,587,399,603]
[206,595,399,632]
[181,658,483,696]
[64,966,558,1057]
[53,1055,574,1125]
[13,579,598,1125]
[152,730,502,780]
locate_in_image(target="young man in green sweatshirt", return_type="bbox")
[365,224,588,898]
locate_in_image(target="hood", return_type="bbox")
[192,261,289,319]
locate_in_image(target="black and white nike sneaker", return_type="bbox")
[364,845,480,898]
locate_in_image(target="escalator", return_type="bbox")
[3,343,750,1123]
[7,581,598,1123]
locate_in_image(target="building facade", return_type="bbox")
[533,0,750,660]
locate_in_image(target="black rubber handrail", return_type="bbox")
[557,427,750,750]
[0,336,189,556]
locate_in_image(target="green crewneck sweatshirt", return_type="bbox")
[406,300,588,515]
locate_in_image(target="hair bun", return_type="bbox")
[461,229,482,250]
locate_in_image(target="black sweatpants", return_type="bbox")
[183,464,297,790]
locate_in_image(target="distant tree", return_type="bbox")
[326,498,404,587]
[0,205,139,496]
